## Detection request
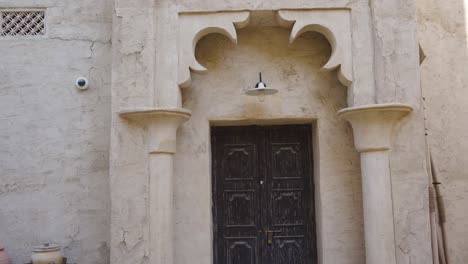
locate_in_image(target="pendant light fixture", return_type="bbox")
[245,72,278,102]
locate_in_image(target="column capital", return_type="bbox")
[338,103,412,153]
[119,107,191,154]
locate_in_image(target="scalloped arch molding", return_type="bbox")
[177,9,353,89]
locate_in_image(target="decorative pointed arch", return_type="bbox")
[178,11,251,89]
[277,9,353,87]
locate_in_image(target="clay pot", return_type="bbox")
[31,244,63,264]
[0,246,11,264]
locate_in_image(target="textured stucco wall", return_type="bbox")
[417,0,468,263]
[368,1,434,263]
[0,0,113,263]
[3,0,462,263]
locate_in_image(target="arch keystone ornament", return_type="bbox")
[338,103,413,264]
[277,9,353,87]
[178,11,251,89]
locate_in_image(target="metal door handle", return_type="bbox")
[267,230,282,244]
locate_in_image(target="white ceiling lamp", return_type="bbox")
[245,72,278,102]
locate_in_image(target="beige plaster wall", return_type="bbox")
[0,0,455,263]
[417,0,468,263]
[0,0,113,263]
[175,26,364,264]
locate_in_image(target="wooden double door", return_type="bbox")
[211,125,316,264]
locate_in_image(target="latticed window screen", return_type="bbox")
[1,11,45,37]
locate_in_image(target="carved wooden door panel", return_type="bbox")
[212,125,316,264]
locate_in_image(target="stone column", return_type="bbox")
[120,108,191,264]
[338,103,412,264]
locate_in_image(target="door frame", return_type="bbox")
[210,124,318,263]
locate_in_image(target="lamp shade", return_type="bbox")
[245,72,278,96]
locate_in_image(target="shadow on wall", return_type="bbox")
[418,0,468,263]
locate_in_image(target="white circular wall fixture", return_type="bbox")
[75,77,89,90]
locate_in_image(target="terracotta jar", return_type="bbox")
[0,246,11,264]
[31,244,63,264]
